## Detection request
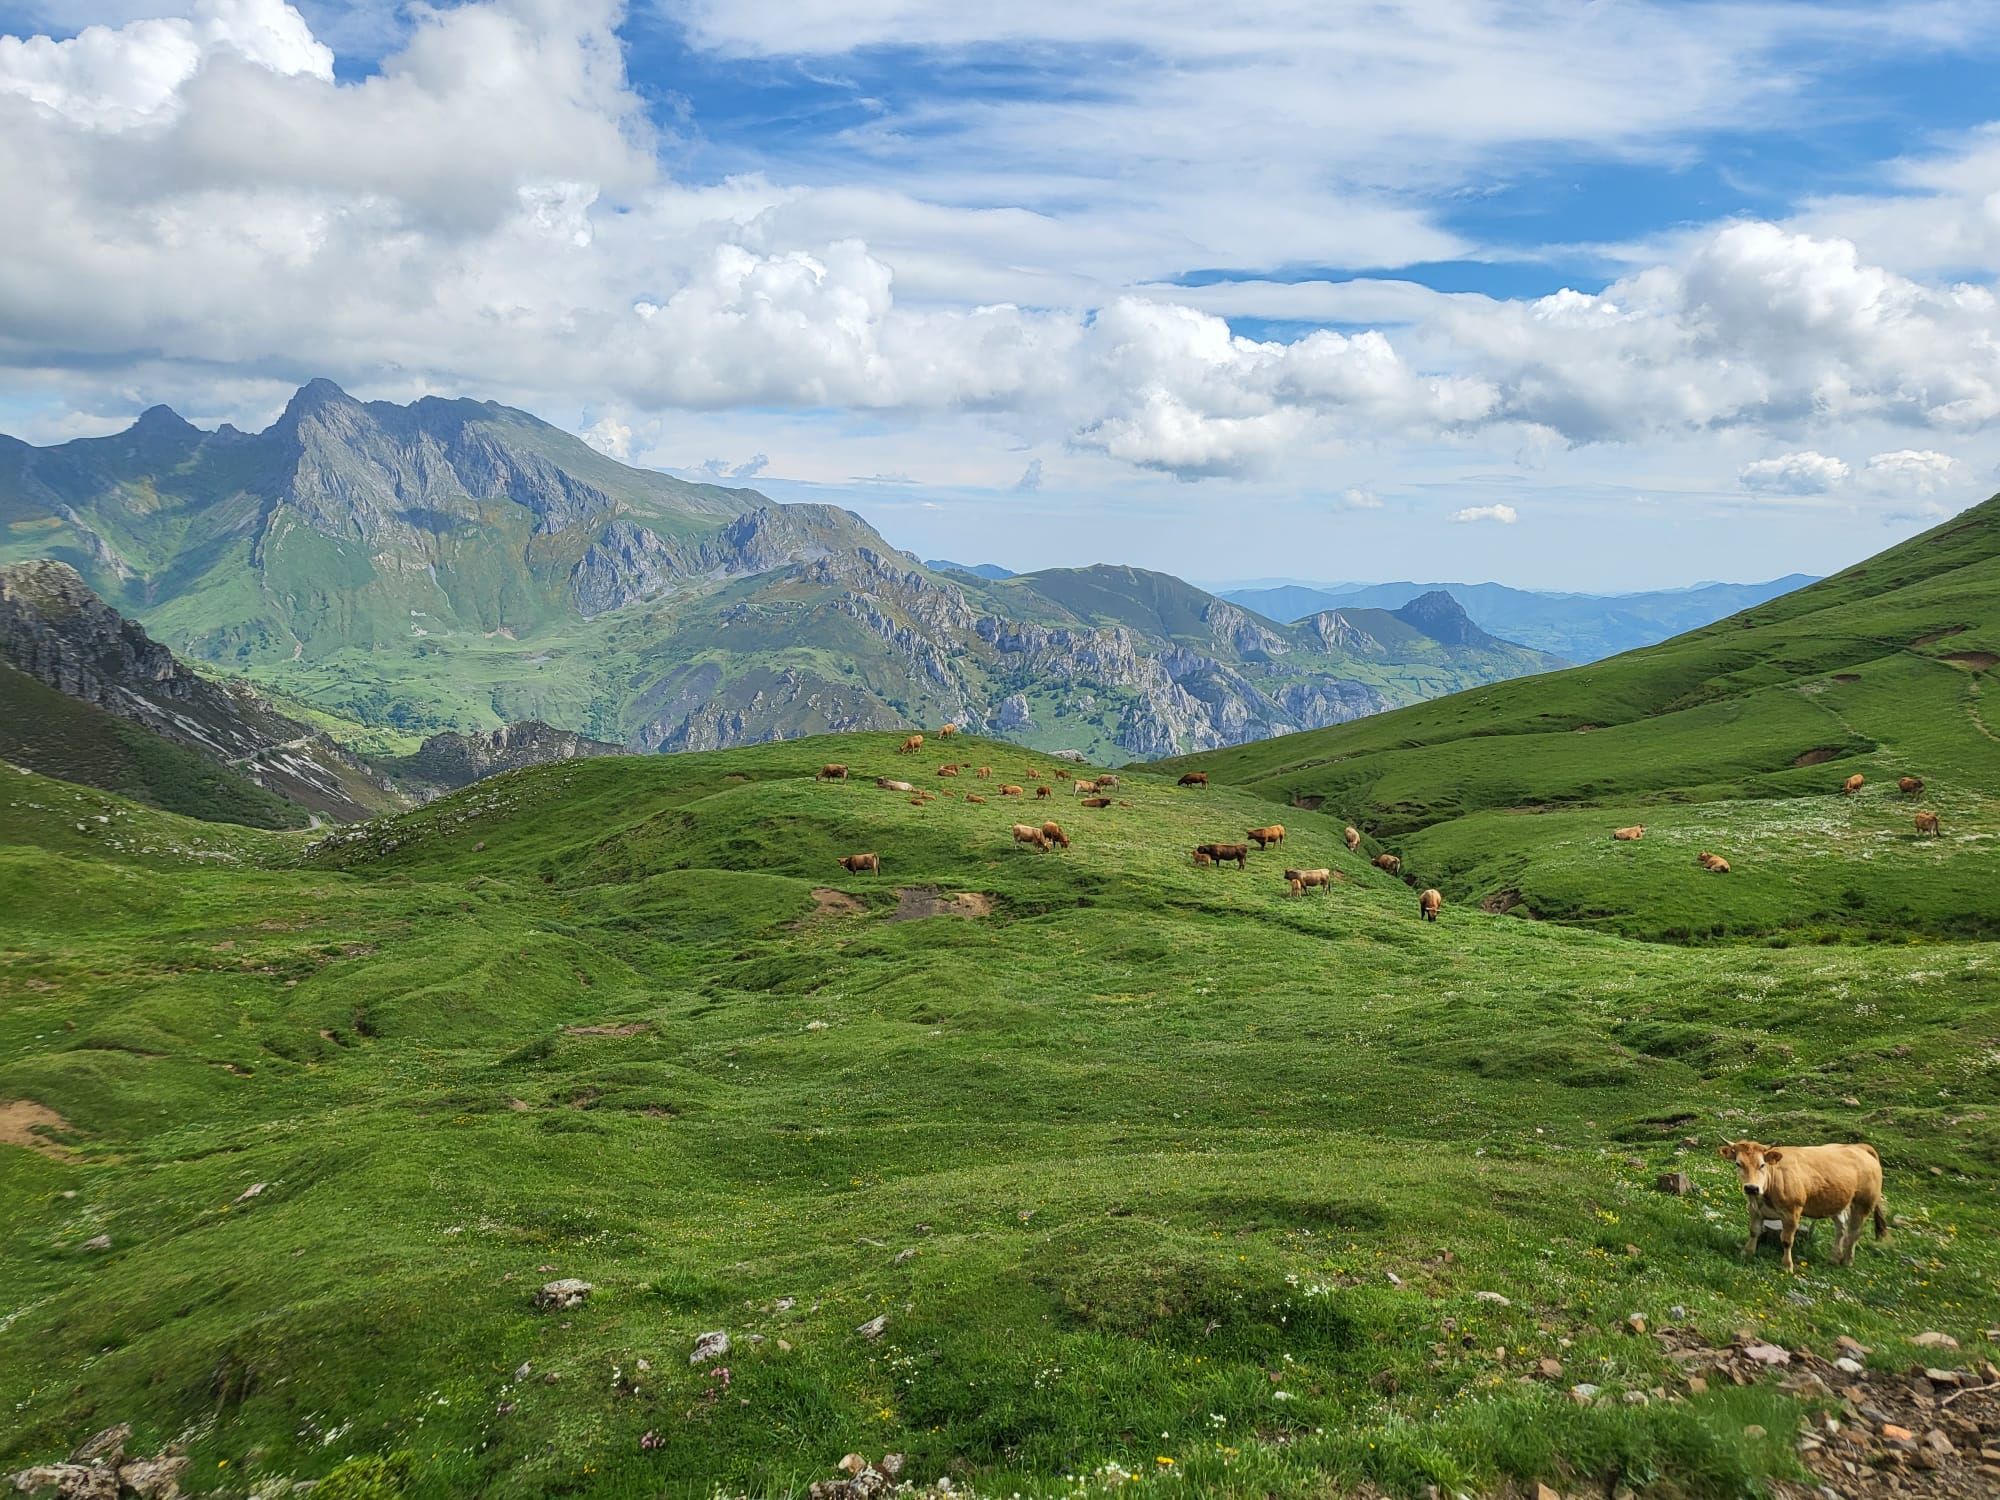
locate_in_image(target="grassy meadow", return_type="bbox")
[3,732,1997,1498]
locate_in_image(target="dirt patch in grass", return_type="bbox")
[0,1099,81,1161]
[1911,625,1969,646]
[1572,723,1603,732]
[1288,793,1325,811]
[889,887,994,921]
[1480,889,1527,915]
[1831,673,1862,684]
[1793,747,1843,767]
[563,1022,649,1038]
[1940,651,2000,671]
[803,887,866,920]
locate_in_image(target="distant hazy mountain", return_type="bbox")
[1218,576,1817,663]
[925,558,1016,580]
[0,382,1566,762]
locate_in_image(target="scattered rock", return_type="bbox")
[534,1278,592,1312]
[690,1331,731,1365]
[892,1248,917,1266]
[117,1455,189,1499]
[856,1315,889,1340]
[1655,1171,1694,1196]
[1837,1335,1871,1356]
[234,1183,266,1204]
[82,1234,111,1252]
[1744,1342,1792,1366]
[70,1428,130,1467]
[1687,1376,1708,1395]
[1570,1383,1601,1403]
[512,1362,532,1382]
[1912,1332,1959,1351]
[1744,1425,1767,1440]
[1627,1313,1649,1336]
[839,1455,867,1477]
[1385,1270,1404,1288]
[1473,1291,1511,1306]
[1836,1358,1866,1376]
[1881,1424,1917,1450]
[1538,1358,1564,1380]
[804,1020,829,1032]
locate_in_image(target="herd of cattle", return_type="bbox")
[811,732,1916,1272]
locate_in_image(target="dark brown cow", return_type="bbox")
[816,764,849,780]
[1373,853,1402,875]
[1080,796,1112,808]
[837,852,880,874]
[1419,888,1442,922]
[1915,810,1940,837]
[1899,775,1925,796]
[1720,1140,1887,1272]
[1094,775,1120,791]
[1247,824,1286,848]
[1178,772,1209,787]
[1195,842,1248,869]
[1036,785,1053,799]
[1040,821,1070,849]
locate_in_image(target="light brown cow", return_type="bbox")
[1011,823,1049,852]
[1343,826,1361,853]
[1041,821,1070,849]
[908,795,929,806]
[1194,842,1249,869]
[1373,853,1401,875]
[1073,779,1097,795]
[1419,888,1442,922]
[1094,775,1120,791]
[938,723,959,738]
[1036,785,1053,799]
[965,793,986,804]
[898,734,925,754]
[1719,1140,1888,1272]
[1899,775,1925,797]
[816,764,849,780]
[1612,825,1645,841]
[1247,824,1286,849]
[1284,867,1331,896]
[1080,796,1112,808]
[837,852,880,874]
[937,764,960,777]
[977,766,993,779]
[1192,850,1213,867]
[1915,810,1941,837]
[1696,851,1731,873]
[1841,773,1865,795]
[876,777,916,793]
[999,783,1025,797]
[1178,772,1209,788]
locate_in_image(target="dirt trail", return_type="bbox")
[0,1100,80,1161]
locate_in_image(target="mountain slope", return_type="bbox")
[1220,575,1817,662]
[1,385,1568,761]
[1161,495,2000,939]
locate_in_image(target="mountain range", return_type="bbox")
[0,381,1567,766]
[1218,576,1817,663]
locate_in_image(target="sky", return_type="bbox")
[2,2,2000,588]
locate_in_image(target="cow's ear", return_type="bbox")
[1717,1143,1736,1159]
[1764,1149,1783,1163]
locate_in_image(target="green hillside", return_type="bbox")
[2,736,1996,1498]
[1159,496,2000,942]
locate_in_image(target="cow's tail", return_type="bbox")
[1873,1198,1890,1242]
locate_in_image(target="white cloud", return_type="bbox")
[582,415,632,459]
[1739,450,1852,494]
[1862,448,1959,494]
[1338,487,1385,510]
[1451,503,1518,525]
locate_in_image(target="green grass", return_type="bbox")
[2,734,1996,1498]
[1159,495,2000,942]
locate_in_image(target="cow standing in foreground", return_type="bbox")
[1373,853,1401,875]
[1194,842,1248,869]
[1011,823,1049,852]
[1899,775,1925,796]
[1915,811,1941,837]
[1719,1140,1888,1272]
[1419,888,1442,922]
[1040,821,1070,849]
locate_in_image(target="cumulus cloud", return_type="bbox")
[1451,503,1518,525]
[1338,487,1385,509]
[581,416,632,459]
[1739,450,1852,494]
[1862,448,1959,494]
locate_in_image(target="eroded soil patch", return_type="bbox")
[804,887,866,919]
[1794,747,1843,767]
[1912,626,1970,646]
[563,1022,649,1038]
[0,1099,81,1161]
[889,887,994,921]
[1941,651,2000,672]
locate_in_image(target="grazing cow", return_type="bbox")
[977,766,993,779]
[1841,773,1865,795]
[1247,824,1286,849]
[938,723,958,738]
[1915,810,1941,837]
[1719,1140,1887,1272]
[1343,826,1361,853]
[1899,775,1925,796]
[816,764,849,781]
[1178,772,1209,788]
[876,778,916,793]
[898,734,925,754]
[1195,842,1249,869]
[1373,853,1401,875]
[1192,850,1213,867]
[1080,796,1113,808]
[1036,785,1053,799]
[1074,780,1096,795]
[837,852,880,874]
[1041,821,1070,849]
[1696,851,1731,873]
[1011,823,1049,852]
[1419,888,1442,922]
[965,794,986,804]
[999,784,1025,797]
[937,764,960,777]
[1094,775,1120,791]
[1284,867,1331,896]
[1612,825,1645,841]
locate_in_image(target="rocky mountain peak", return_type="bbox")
[127,404,196,438]
[1394,588,1487,646]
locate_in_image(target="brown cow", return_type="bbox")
[908,795,929,806]
[816,764,849,780]
[1343,826,1361,853]
[1899,775,1925,796]
[1247,824,1286,849]
[1841,773,1865,795]
[965,793,987,804]
[1373,853,1401,875]
[999,784,1025,797]
[977,766,993,779]
[1041,821,1070,849]
[937,764,961,777]
[1696,851,1731,873]
[938,723,959,738]
[876,777,916,793]
[1094,775,1120,791]
[1080,796,1112,808]
[1035,785,1052,799]
[1195,842,1248,869]
[1719,1140,1887,1272]
[1178,772,1209,788]
[1915,810,1941,837]
[837,852,880,874]
[1284,867,1331,896]
[1192,850,1213,867]
[1073,779,1097,795]
[1011,823,1049,852]
[1419,888,1442,922]
[1612,825,1644,841]
[898,734,925,754]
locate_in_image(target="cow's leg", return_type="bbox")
[1839,1195,1873,1264]
[1742,1209,1763,1259]
[1779,1211,1802,1272]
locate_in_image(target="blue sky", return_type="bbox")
[3,0,2000,587]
